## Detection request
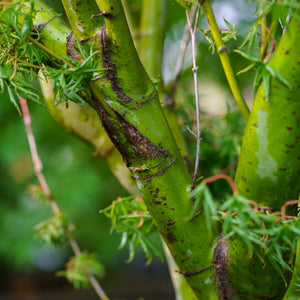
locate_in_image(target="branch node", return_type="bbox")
[218,46,227,53]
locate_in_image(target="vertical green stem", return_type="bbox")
[231,17,300,299]
[137,1,197,298]
[137,0,167,79]
[202,0,250,121]
[85,0,219,298]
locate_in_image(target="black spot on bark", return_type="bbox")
[167,219,175,225]
[165,232,177,244]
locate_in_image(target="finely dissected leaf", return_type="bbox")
[127,235,136,263]
[265,64,292,89]
[100,196,163,264]
[223,18,235,32]
[203,185,217,230]
[58,252,105,289]
[34,214,70,247]
[0,1,106,111]
[234,49,261,63]
[7,83,21,115]
[239,22,258,51]
[235,49,292,102]
[190,182,205,216]
[192,180,300,278]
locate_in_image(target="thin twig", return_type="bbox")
[185,6,201,190]
[202,173,237,194]
[166,5,197,106]
[19,97,109,300]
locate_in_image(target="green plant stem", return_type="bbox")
[231,16,300,299]
[260,14,268,59]
[121,0,138,45]
[202,0,250,121]
[138,0,167,79]
[64,0,219,297]
[32,0,137,194]
[137,1,196,298]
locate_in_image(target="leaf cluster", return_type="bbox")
[192,181,300,280]
[0,1,45,113]
[100,196,164,265]
[57,252,105,289]
[34,214,71,247]
[43,46,105,108]
[0,1,105,112]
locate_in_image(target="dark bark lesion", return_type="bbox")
[213,236,234,300]
[95,103,175,180]
[98,27,157,109]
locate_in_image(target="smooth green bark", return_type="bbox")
[89,1,218,297]
[231,18,300,299]
[137,0,166,79]
[136,2,196,299]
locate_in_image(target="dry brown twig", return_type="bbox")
[19,96,109,300]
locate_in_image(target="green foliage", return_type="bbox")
[57,252,105,289]
[34,214,71,247]
[100,196,164,265]
[0,0,105,111]
[192,180,300,280]
[44,47,105,108]
[173,0,201,11]
[198,18,237,54]
[241,0,300,51]
[235,49,291,101]
[0,1,49,112]
[199,110,244,181]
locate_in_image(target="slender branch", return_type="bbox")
[166,5,197,106]
[260,21,274,61]
[185,6,201,190]
[19,97,110,300]
[202,0,250,121]
[202,173,237,194]
[261,23,275,63]
[260,14,268,59]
